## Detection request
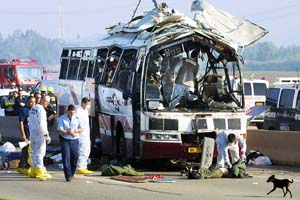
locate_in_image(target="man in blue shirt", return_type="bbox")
[57,104,83,182]
[14,88,27,115]
[17,96,36,175]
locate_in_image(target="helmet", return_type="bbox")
[11,82,16,86]
[47,86,54,93]
[40,84,46,92]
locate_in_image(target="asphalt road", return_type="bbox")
[0,165,299,200]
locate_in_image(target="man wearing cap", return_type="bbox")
[28,96,52,180]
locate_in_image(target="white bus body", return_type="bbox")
[57,2,267,160]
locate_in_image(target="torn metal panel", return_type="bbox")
[191,0,268,48]
[107,1,267,51]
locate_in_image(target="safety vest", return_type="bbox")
[3,97,15,111]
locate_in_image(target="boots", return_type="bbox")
[76,169,94,175]
[35,167,51,180]
[28,167,36,178]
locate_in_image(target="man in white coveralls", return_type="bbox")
[216,130,246,169]
[76,97,93,175]
[28,96,52,180]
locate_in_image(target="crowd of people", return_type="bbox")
[1,84,93,181]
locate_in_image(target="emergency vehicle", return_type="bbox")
[264,83,300,131]
[273,77,300,86]
[0,59,42,90]
[244,78,269,128]
[57,1,267,161]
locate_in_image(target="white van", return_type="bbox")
[273,77,300,86]
[243,79,269,111]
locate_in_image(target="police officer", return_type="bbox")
[1,91,15,116]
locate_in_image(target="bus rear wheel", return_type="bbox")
[117,132,127,164]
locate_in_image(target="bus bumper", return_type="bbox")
[140,141,202,160]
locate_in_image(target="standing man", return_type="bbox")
[1,91,15,116]
[215,130,246,169]
[17,96,36,175]
[57,104,83,182]
[76,98,93,175]
[28,96,52,180]
[14,88,27,115]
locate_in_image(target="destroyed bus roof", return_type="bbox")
[64,1,267,52]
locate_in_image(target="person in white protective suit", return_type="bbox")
[215,130,246,169]
[28,96,52,180]
[75,97,93,175]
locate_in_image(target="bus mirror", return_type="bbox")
[148,101,164,110]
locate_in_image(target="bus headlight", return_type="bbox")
[144,133,179,141]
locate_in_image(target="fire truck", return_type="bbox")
[0,59,42,90]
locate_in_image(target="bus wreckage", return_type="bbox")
[57,0,267,161]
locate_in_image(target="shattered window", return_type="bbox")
[144,38,243,110]
[113,49,137,92]
[102,47,122,84]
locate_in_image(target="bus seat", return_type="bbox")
[202,74,225,101]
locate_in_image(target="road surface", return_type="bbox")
[0,165,299,200]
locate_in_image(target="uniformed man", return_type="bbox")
[1,91,15,116]
[14,88,27,115]
[17,96,36,175]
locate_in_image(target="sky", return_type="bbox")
[0,0,299,46]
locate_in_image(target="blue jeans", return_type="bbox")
[59,136,79,179]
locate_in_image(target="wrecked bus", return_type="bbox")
[57,1,267,161]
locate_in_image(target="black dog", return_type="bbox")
[266,175,293,198]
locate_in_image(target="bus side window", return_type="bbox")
[77,49,91,80]
[67,58,80,80]
[94,48,108,82]
[87,60,94,78]
[279,89,294,109]
[78,59,88,80]
[59,58,69,79]
[102,47,122,84]
[114,49,137,91]
[93,58,105,83]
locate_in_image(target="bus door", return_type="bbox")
[98,47,123,155]
[112,48,138,158]
[86,48,107,147]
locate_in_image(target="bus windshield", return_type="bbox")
[144,38,243,111]
[16,67,41,81]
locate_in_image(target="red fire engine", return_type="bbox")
[0,59,42,90]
